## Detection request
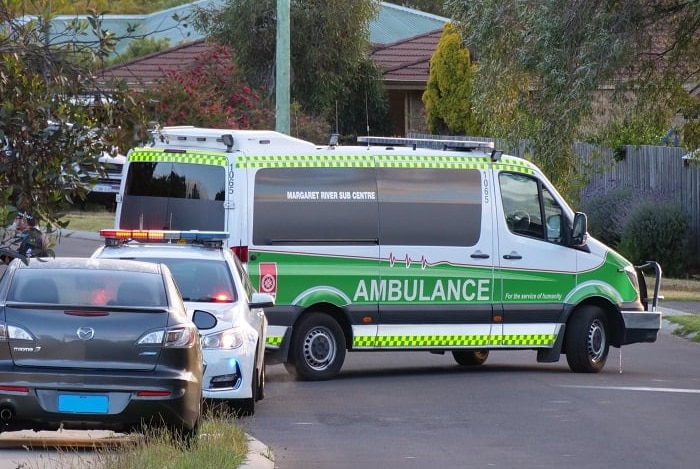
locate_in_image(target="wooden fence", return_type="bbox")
[575,143,700,257]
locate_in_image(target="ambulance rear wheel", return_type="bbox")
[565,305,609,373]
[452,349,489,366]
[285,312,346,381]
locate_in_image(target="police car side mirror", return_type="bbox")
[250,292,275,309]
[192,309,218,330]
[570,212,588,247]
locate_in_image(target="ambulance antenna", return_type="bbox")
[365,91,370,136]
[335,100,339,135]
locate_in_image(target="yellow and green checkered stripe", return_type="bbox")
[129,148,228,166]
[353,333,555,348]
[237,154,375,168]
[266,336,283,347]
[237,153,536,174]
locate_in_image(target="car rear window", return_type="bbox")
[157,258,237,303]
[8,269,167,307]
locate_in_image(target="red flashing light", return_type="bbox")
[214,292,232,302]
[99,229,229,244]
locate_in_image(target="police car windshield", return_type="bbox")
[142,258,237,303]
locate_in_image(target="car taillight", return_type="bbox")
[137,325,198,348]
[231,245,248,262]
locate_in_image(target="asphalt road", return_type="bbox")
[251,335,700,469]
[1,233,698,469]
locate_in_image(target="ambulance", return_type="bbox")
[114,126,663,381]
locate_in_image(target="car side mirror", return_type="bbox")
[250,292,275,309]
[192,309,218,330]
[570,212,588,247]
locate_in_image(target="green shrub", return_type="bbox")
[580,187,635,247]
[617,201,690,278]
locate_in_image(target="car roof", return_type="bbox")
[96,242,227,261]
[14,256,163,274]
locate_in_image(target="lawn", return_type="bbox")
[62,210,116,232]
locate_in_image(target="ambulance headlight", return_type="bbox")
[202,328,244,349]
[623,265,640,294]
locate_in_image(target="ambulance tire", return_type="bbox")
[285,312,346,381]
[565,305,609,373]
[452,349,489,366]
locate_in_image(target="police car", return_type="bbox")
[91,230,273,415]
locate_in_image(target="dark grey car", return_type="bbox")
[0,257,211,439]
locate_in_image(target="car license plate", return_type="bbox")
[58,394,109,413]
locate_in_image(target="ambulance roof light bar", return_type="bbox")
[357,136,494,152]
[99,229,230,248]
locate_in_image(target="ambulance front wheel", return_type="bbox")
[285,312,346,381]
[452,350,489,366]
[565,305,609,373]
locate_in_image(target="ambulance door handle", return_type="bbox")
[503,251,522,260]
[470,251,490,259]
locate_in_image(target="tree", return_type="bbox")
[192,0,390,138]
[399,1,446,16]
[142,45,275,130]
[422,23,482,135]
[106,36,172,66]
[0,1,185,255]
[446,0,700,193]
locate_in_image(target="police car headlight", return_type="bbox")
[201,328,244,350]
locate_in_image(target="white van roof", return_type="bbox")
[152,126,318,153]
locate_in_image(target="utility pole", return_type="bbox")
[276,0,290,135]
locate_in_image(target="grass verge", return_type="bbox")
[61,210,116,232]
[665,315,700,343]
[37,412,253,469]
[95,416,250,469]
[657,277,700,302]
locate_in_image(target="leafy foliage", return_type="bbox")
[141,45,275,130]
[106,36,172,66]
[422,23,482,135]
[399,1,446,16]
[16,0,191,15]
[446,0,700,194]
[192,0,389,139]
[579,187,635,247]
[1,5,118,228]
[617,201,690,278]
[0,0,188,256]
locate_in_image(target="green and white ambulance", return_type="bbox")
[115,126,662,380]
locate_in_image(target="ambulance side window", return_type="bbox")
[253,167,378,245]
[499,172,565,244]
[377,168,482,247]
[542,186,564,244]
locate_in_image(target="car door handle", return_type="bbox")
[503,252,522,260]
[470,251,490,259]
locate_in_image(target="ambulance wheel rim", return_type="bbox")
[303,327,336,371]
[587,318,606,363]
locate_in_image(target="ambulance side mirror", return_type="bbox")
[570,212,588,247]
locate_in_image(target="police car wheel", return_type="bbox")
[287,312,346,381]
[565,305,609,373]
[231,355,259,416]
[452,349,489,366]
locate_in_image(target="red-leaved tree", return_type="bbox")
[144,45,274,130]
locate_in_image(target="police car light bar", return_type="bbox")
[357,136,494,152]
[99,229,230,246]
